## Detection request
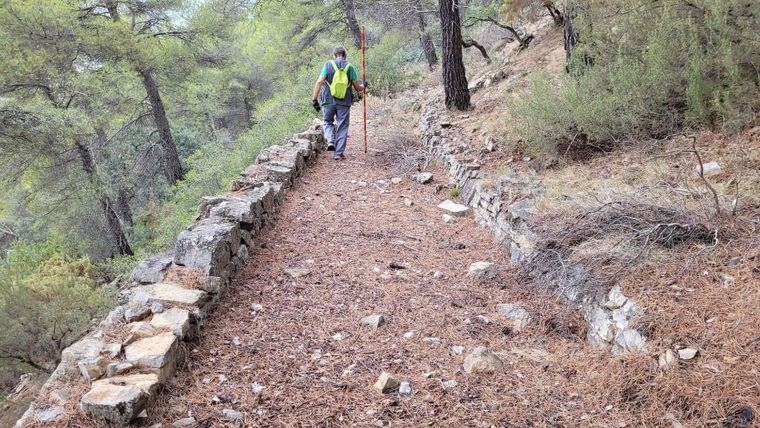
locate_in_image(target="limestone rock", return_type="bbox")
[403,198,413,207]
[373,372,400,393]
[60,337,107,379]
[438,200,470,217]
[150,307,190,337]
[34,407,63,423]
[399,382,412,395]
[468,261,497,280]
[391,177,403,185]
[678,348,698,360]
[361,314,386,329]
[463,346,504,374]
[658,349,677,370]
[172,417,197,427]
[442,214,456,224]
[413,172,433,184]
[604,285,628,309]
[222,409,244,421]
[124,332,179,374]
[106,362,134,378]
[174,219,240,276]
[124,303,152,323]
[613,328,646,354]
[697,161,721,176]
[208,197,261,226]
[451,345,465,355]
[131,283,209,308]
[78,356,108,381]
[81,374,159,424]
[496,303,531,331]
[130,321,158,339]
[285,267,311,278]
[131,254,173,285]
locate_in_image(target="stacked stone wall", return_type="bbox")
[15,121,325,426]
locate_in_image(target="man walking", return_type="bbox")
[311,47,367,160]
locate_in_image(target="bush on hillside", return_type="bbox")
[364,31,423,95]
[0,240,115,374]
[515,0,759,157]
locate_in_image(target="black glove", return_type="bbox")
[361,80,369,90]
[312,99,320,112]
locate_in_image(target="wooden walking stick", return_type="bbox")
[361,25,368,154]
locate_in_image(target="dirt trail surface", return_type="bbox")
[146,109,584,427]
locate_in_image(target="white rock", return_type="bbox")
[403,331,415,339]
[391,177,403,184]
[442,214,456,224]
[172,417,197,427]
[124,332,178,373]
[222,409,244,421]
[150,308,190,337]
[129,321,158,339]
[422,337,441,346]
[399,382,412,395]
[131,283,208,308]
[403,198,413,207]
[438,200,470,217]
[413,172,434,184]
[373,372,400,393]
[250,303,263,312]
[285,268,310,278]
[451,345,465,355]
[80,374,159,424]
[78,356,108,381]
[697,161,721,176]
[658,349,677,370]
[678,348,698,360]
[468,261,497,280]
[442,379,458,388]
[613,328,646,353]
[361,314,386,329]
[251,382,266,395]
[432,270,444,279]
[474,315,492,325]
[604,285,628,309]
[496,303,531,331]
[463,346,504,374]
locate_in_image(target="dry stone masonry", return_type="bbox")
[16,121,326,426]
[418,97,646,354]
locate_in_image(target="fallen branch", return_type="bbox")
[464,16,533,50]
[462,38,491,63]
[690,136,721,217]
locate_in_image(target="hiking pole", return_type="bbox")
[361,25,368,154]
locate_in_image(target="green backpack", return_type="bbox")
[328,60,352,99]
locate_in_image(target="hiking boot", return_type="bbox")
[326,144,335,152]
[334,154,345,160]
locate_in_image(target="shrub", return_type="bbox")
[365,31,423,95]
[515,0,759,157]
[0,240,116,373]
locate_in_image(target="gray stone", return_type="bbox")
[129,321,158,339]
[613,328,646,353]
[172,417,197,427]
[361,314,386,329]
[81,374,159,424]
[658,349,677,370]
[413,172,434,184]
[124,332,179,375]
[222,409,244,421]
[451,345,465,355]
[391,177,403,184]
[124,304,152,323]
[208,197,261,225]
[399,382,412,395]
[697,161,721,176]
[463,346,504,374]
[438,200,470,217]
[678,348,698,360]
[106,362,134,378]
[285,267,311,278]
[78,356,108,381]
[174,219,240,276]
[60,337,107,379]
[442,379,458,388]
[373,372,400,393]
[587,307,616,346]
[468,261,497,280]
[150,308,190,337]
[496,303,531,331]
[200,276,223,294]
[131,283,209,308]
[442,214,456,224]
[35,406,63,423]
[604,285,628,309]
[131,254,173,284]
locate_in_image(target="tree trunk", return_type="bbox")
[416,1,437,69]
[138,68,185,184]
[439,0,471,110]
[116,188,133,226]
[105,0,120,22]
[341,0,362,49]
[74,142,133,256]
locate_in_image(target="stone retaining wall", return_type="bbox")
[418,96,646,355]
[15,121,326,426]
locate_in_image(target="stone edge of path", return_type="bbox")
[15,121,326,427]
[417,95,646,356]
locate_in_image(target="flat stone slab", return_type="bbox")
[150,307,190,337]
[124,332,178,369]
[438,200,470,216]
[132,283,208,308]
[130,254,173,285]
[174,219,240,276]
[81,374,159,424]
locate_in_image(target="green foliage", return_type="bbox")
[515,0,759,157]
[364,31,423,95]
[450,186,461,199]
[0,239,116,372]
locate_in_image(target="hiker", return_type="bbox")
[311,46,367,160]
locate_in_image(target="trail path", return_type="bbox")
[148,105,584,426]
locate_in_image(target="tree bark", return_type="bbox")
[138,68,185,184]
[439,0,470,110]
[415,0,437,69]
[341,0,362,49]
[74,142,133,256]
[116,188,133,226]
[105,0,120,22]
